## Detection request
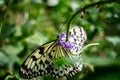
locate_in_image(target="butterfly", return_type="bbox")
[19,26,87,79]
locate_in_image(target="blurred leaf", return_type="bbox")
[84,63,94,72]
[0,42,24,68]
[47,0,59,6]
[105,36,120,46]
[14,26,22,37]
[1,23,15,38]
[83,56,115,67]
[0,0,4,6]
[107,50,117,59]
[0,51,9,66]
[25,32,47,45]
[1,42,23,56]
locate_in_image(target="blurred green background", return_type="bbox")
[0,0,120,80]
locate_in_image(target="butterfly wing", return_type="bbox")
[50,54,83,78]
[19,40,72,79]
[69,26,87,54]
[19,40,57,78]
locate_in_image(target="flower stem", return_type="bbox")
[79,43,100,53]
[66,0,120,41]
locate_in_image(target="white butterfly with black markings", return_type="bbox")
[19,26,87,79]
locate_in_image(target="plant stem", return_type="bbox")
[79,43,99,53]
[0,0,13,38]
[66,0,120,41]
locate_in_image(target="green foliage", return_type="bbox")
[0,0,120,80]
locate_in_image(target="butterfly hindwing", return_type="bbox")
[50,54,83,78]
[69,26,87,54]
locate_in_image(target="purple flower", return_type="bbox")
[58,31,74,49]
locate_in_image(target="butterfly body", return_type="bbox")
[19,26,87,79]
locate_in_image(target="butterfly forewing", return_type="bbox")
[19,41,57,78]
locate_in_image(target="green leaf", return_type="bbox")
[1,23,15,38]
[105,36,120,46]
[0,51,9,66]
[25,32,47,45]
[83,56,116,67]
[1,42,23,56]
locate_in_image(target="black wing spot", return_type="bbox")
[74,38,76,41]
[69,31,71,35]
[31,56,37,61]
[39,60,43,64]
[81,40,83,42]
[60,70,63,73]
[45,60,49,64]
[38,70,43,75]
[79,43,81,46]
[48,53,53,58]
[53,50,55,52]
[73,28,76,35]
[55,68,58,71]
[46,66,52,73]
[38,47,44,54]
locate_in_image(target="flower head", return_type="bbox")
[58,32,74,49]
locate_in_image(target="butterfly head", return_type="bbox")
[58,31,75,49]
